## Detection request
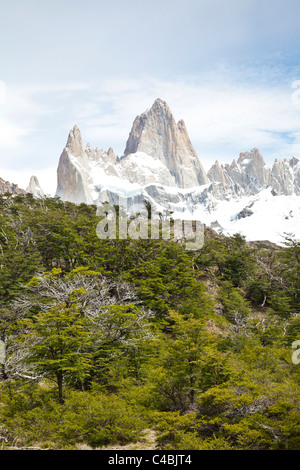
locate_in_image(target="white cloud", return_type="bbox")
[0,118,27,147]
[75,75,300,167]
[1,73,300,182]
[0,84,45,149]
[0,81,91,150]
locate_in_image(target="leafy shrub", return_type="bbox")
[0,385,147,449]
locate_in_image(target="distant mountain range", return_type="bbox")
[2,98,300,244]
[0,174,44,199]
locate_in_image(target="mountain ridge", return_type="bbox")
[1,98,295,244]
[53,98,300,244]
[0,177,27,196]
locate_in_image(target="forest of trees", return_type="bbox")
[0,193,300,450]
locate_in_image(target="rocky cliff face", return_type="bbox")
[0,177,26,196]
[56,125,95,204]
[123,98,209,188]
[54,98,300,244]
[216,148,271,196]
[269,157,300,196]
[236,148,270,192]
[0,175,46,198]
[207,160,233,186]
[26,175,45,198]
[55,99,210,204]
[206,148,300,199]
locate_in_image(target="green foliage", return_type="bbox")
[284,317,300,347]
[196,233,256,287]
[218,281,251,323]
[21,306,93,403]
[266,235,300,316]
[195,377,300,450]
[140,311,229,413]
[0,384,147,449]
[59,390,147,448]
[1,195,300,450]
[124,241,214,318]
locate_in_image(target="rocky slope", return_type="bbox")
[0,177,26,196]
[56,124,95,204]
[0,175,45,199]
[209,148,300,197]
[123,98,209,188]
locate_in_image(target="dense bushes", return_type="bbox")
[0,384,147,449]
[0,194,300,450]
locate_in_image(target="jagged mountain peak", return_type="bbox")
[145,99,189,134]
[66,124,84,157]
[289,156,300,167]
[221,147,270,194]
[207,160,233,187]
[208,160,224,175]
[123,98,209,188]
[107,147,116,159]
[0,176,26,196]
[150,97,169,112]
[131,98,173,128]
[53,101,300,244]
[26,175,45,198]
[237,148,266,167]
[123,98,173,157]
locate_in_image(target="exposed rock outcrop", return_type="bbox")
[123,98,209,188]
[0,177,26,196]
[55,99,210,204]
[206,148,300,199]
[26,175,45,198]
[56,125,94,204]
[222,148,270,195]
[207,160,233,186]
[270,158,296,196]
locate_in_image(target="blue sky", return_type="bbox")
[1,0,300,194]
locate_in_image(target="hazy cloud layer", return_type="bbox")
[1,0,300,194]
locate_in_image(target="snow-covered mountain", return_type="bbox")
[56,99,209,203]
[55,98,300,245]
